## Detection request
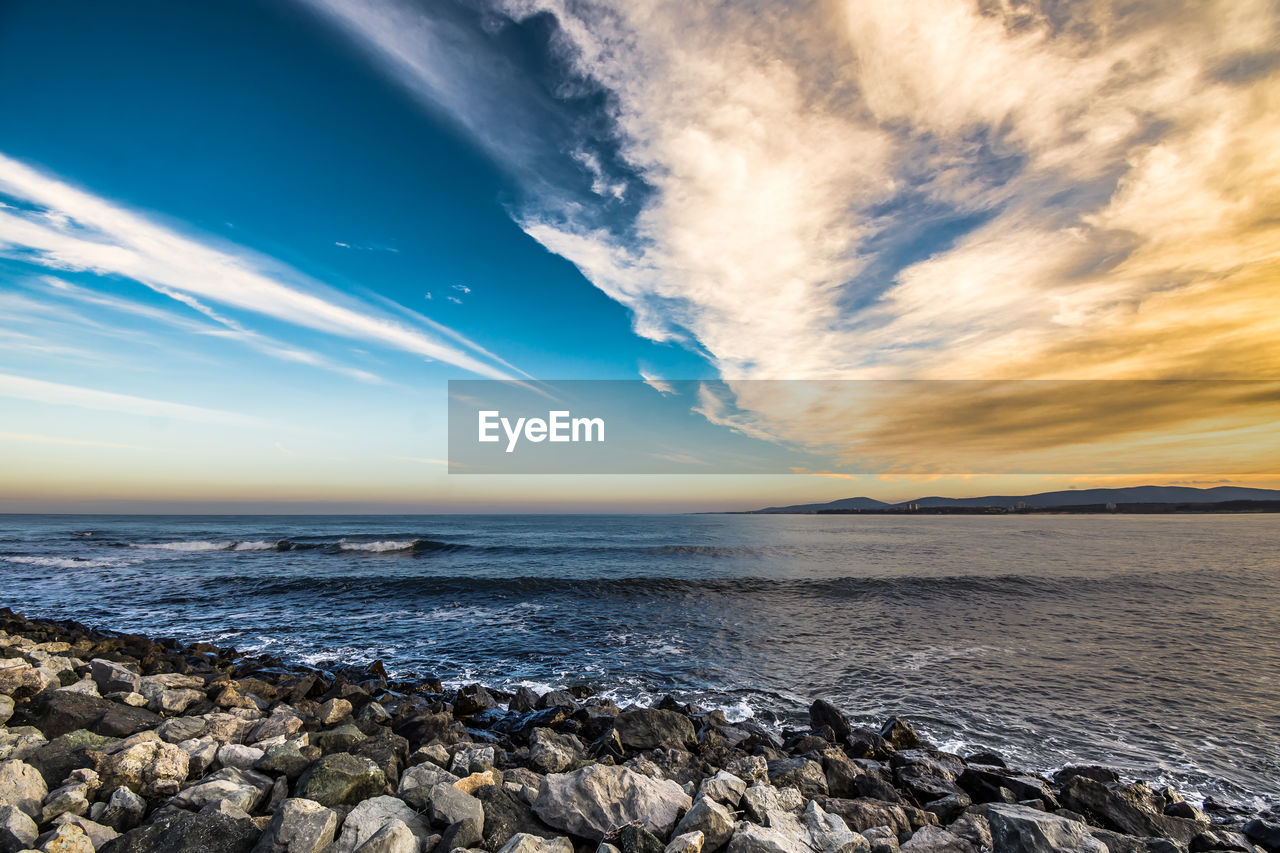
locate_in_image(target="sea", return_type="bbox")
[1,513,1277,809]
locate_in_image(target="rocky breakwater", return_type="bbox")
[0,610,1277,853]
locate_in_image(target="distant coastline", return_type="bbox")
[737,499,1280,515]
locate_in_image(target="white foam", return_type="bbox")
[338,539,417,552]
[0,555,134,569]
[131,540,235,552]
[231,540,280,551]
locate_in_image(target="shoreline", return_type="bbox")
[1,609,1277,853]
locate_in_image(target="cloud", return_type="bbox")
[452,284,471,293]
[0,432,148,451]
[0,372,265,427]
[0,152,518,380]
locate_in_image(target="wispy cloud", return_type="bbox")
[0,152,519,380]
[0,372,265,426]
[0,432,148,451]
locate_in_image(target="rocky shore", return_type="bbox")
[0,610,1276,853]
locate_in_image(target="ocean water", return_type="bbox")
[1,513,1277,808]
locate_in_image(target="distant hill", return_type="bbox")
[750,485,1280,513]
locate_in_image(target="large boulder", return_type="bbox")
[428,782,485,830]
[351,820,416,853]
[497,833,575,853]
[725,822,810,853]
[673,797,735,852]
[474,781,558,852]
[898,826,971,852]
[809,700,852,743]
[0,804,38,852]
[0,760,46,819]
[296,753,386,808]
[90,660,141,695]
[613,710,697,751]
[330,795,433,853]
[1060,777,1205,844]
[27,730,118,789]
[107,808,261,853]
[986,803,1108,853]
[169,767,274,813]
[533,764,692,841]
[767,759,828,798]
[251,797,337,853]
[815,798,936,837]
[1244,819,1280,853]
[529,729,584,775]
[94,737,190,799]
[395,762,459,811]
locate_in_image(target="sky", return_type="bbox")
[0,0,1277,512]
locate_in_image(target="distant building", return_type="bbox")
[1106,501,1118,512]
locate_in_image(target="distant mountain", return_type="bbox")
[754,496,889,513]
[750,485,1280,513]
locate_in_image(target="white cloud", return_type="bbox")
[0,152,517,380]
[0,372,265,426]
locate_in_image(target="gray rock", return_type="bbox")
[0,804,38,852]
[922,794,970,824]
[0,760,47,819]
[1243,819,1280,852]
[666,831,706,853]
[946,814,990,851]
[252,798,338,853]
[440,816,484,851]
[529,730,583,775]
[698,772,747,808]
[674,797,735,852]
[94,737,190,799]
[180,737,220,777]
[96,786,146,831]
[860,827,898,853]
[726,821,810,853]
[218,744,266,770]
[1060,777,1205,844]
[157,717,208,744]
[332,795,434,853]
[451,746,497,776]
[107,809,261,853]
[429,783,485,831]
[612,709,697,751]
[169,767,274,813]
[986,803,1108,853]
[533,764,692,841]
[256,737,320,781]
[41,780,91,824]
[473,780,558,852]
[800,801,869,853]
[26,730,117,790]
[396,761,460,810]
[51,814,118,851]
[314,724,366,755]
[815,799,933,838]
[898,826,971,853]
[741,785,804,826]
[352,819,415,853]
[0,695,13,726]
[725,757,768,785]
[1091,828,1187,853]
[767,759,828,798]
[498,833,575,853]
[33,822,95,853]
[89,660,139,695]
[296,753,387,808]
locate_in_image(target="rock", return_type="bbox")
[93,703,161,739]
[296,753,387,808]
[922,794,970,824]
[180,737,220,777]
[614,824,665,853]
[89,660,139,696]
[497,833,574,853]
[451,746,497,777]
[666,831,707,853]
[41,780,91,824]
[256,738,321,781]
[698,772,747,807]
[741,784,804,826]
[1053,766,1120,787]
[34,822,95,853]
[898,826,971,853]
[397,761,460,810]
[51,815,117,851]
[218,744,266,770]
[250,798,337,853]
[429,783,485,831]
[95,786,145,831]
[331,796,434,853]
[1188,828,1257,852]
[726,821,810,853]
[411,743,451,768]
[1060,777,1205,843]
[169,767,274,813]
[1244,819,1280,853]
[726,756,768,785]
[809,700,853,743]
[440,816,484,850]
[0,804,38,852]
[986,803,1108,853]
[107,809,261,853]
[800,800,869,853]
[248,712,303,745]
[157,716,208,744]
[767,759,828,798]
[879,719,920,751]
[815,799,934,837]
[529,729,583,775]
[613,709,697,751]
[0,694,12,726]
[27,731,118,789]
[674,797,735,852]
[533,764,693,841]
[473,778,558,852]
[350,732,409,786]
[947,814,991,851]
[456,770,502,795]
[1090,828,1191,853]
[352,819,416,853]
[0,760,47,819]
[314,724,365,754]
[93,738,189,799]
[860,828,897,853]
[958,767,1058,809]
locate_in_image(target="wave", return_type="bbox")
[0,555,136,569]
[127,537,465,554]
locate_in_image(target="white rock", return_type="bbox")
[498,833,576,853]
[332,795,434,853]
[0,760,47,819]
[532,764,692,842]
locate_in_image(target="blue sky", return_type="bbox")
[1,0,1277,510]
